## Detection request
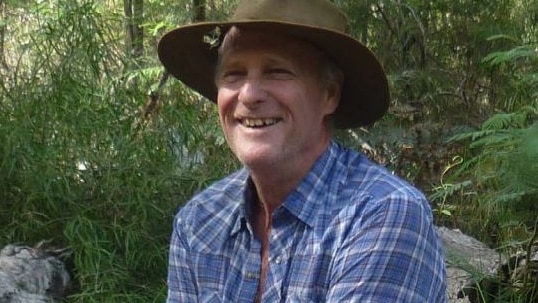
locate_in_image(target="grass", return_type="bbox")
[0,1,238,301]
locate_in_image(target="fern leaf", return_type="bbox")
[482,45,538,66]
[481,112,527,130]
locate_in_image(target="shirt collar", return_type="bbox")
[281,140,342,227]
[229,141,343,236]
[230,169,250,237]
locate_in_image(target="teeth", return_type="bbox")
[242,118,279,128]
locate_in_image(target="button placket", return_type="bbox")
[245,271,258,280]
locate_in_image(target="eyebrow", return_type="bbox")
[220,51,295,69]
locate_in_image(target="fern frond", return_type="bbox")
[491,191,527,204]
[482,112,528,130]
[447,157,481,180]
[429,180,473,202]
[447,129,497,143]
[469,131,515,150]
[519,105,538,116]
[482,44,538,66]
[485,34,520,43]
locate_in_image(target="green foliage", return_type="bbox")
[447,109,538,203]
[430,37,538,301]
[0,0,537,301]
[0,0,237,302]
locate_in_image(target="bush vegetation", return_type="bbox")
[0,0,536,302]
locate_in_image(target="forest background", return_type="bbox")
[0,0,537,302]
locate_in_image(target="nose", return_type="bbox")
[237,78,266,106]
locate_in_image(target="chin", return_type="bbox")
[236,149,282,169]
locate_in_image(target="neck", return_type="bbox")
[248,139,331,214]
[249,169,301,214]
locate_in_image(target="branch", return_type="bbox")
[374,4,397,38]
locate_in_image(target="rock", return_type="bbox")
[0,242,71,303]
[437,227,504,303]
[437,227,504,274]
[439,227,538,303]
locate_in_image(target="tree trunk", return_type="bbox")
[124,0,144,61]
[193,0,206,22]
[0,0,8,69]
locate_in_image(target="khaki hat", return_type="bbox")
[158,0,389,128]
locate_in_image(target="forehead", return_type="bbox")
[218,27,323,64]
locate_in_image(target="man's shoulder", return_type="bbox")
[339,146,425,201]
[193,169,247,202]
[173,169,248,252]
[176,169,247,223]
[331,146,435,234]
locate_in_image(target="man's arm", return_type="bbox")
[167,216,197,302]
[326,192,447,302]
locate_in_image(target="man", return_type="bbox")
[158,0,447,302]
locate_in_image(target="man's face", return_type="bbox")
[215,28,340,171]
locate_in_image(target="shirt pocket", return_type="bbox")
[198,291,223,303]
[284,293,317,303]
[283,249,334,302]
[191,251,229,297]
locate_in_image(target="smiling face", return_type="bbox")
[215,27,341,174]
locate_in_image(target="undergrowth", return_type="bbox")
[0,1,237,302]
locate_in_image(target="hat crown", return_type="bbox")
[231,0,346,32]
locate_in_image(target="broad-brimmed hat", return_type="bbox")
[158,0,389,128]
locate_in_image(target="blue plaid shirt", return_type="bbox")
[167,141,447,302]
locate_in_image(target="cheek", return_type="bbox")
[217,89,234,121]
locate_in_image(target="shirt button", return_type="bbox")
[245,271,258,279]
[274,256,282,264]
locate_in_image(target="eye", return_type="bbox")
[219,69,245,84]
[266,68,294,80]
[268,68,291,75]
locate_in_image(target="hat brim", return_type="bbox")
[158,21,389,129]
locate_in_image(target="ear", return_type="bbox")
[322,80,341,116]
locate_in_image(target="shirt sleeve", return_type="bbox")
[166,215,198,303]
[326,192,447,303]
